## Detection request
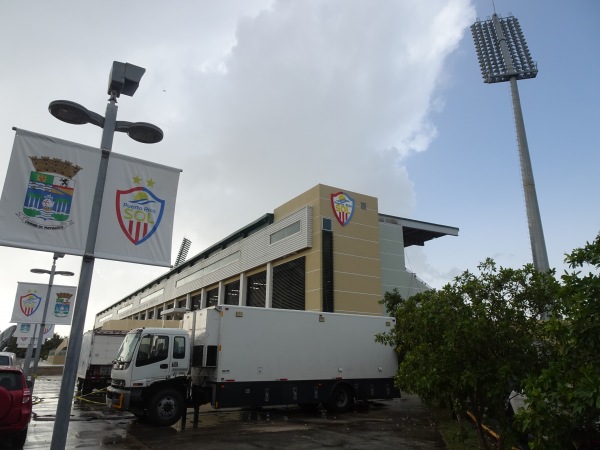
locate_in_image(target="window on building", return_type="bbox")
[272,257,305,310]
[246,271,266,308]
[191,293,202,310]
[224,280,240,305]
[322,228,334,313]
[270,221,301,244]
[206,288,219,308]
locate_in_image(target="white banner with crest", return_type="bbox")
[0,129,180,267]
[13,323,54,338]
[0,129,101,255]
[16,336,38,349]
[95,152,181,266]
[10,282,77,325]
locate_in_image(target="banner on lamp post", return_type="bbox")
[0,129,181,267]
[95,152,181,267]
[13,323,54,338]
[0,129,101,256]
[17,336,38,349]
[10,282,77,325]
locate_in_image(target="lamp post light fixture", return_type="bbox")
[48,100,163,144]
[27,253,74,391]
[48,61,163,450]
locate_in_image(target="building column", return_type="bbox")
[265,262,273,309]
[201,288,207,309]
[239,273,246,306]
[217,281,224,306]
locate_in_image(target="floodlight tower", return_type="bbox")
[471,13,549,272]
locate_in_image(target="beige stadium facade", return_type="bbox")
[94,184,458,328]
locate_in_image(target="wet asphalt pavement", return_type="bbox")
[9,376,446,449]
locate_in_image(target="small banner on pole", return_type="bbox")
[17,336,38,349]
[13,323,54,338]
[10,282,77,325]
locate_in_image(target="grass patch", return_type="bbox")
[430,405,481,450]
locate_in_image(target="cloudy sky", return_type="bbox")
[0,0,598,336]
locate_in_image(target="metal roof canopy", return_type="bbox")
[379,214,459,247]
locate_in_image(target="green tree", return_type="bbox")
[517,234,600,449]
[378,260,559,449]
[41,333,63,360]
[3,336,24,358]
[3,332,64,360]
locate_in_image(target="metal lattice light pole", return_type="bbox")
[471,14,550,272]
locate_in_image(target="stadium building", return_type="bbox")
[94,184,458,328]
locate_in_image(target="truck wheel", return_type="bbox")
[147,389,184,427]
[326,385,354,413]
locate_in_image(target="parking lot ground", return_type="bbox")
[8,376,447,449]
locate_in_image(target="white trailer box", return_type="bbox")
[184,306,398,383]
[77,330,128,394]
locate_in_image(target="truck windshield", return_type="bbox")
[115,331,141,363]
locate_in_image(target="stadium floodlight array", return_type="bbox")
[471,14,538,83]
[471,14,549,274]
[175,237,192,267]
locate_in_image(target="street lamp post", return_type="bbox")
[48,62,163,450]
[28,253,74,391]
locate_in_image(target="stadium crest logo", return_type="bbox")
[20,292,42,317]
[116,176,165,245]
[331,191,355,226]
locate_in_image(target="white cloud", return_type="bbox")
[0,0,476,334]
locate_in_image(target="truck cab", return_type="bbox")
[107,327,189,425]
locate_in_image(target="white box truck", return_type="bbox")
[77,330,128,395]
[106,305,400,426]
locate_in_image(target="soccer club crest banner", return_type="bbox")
[0,129,102,256]
[94,152,181,267]
[0,129,180,266]
[17,337,38,349]
[13,323,54,338]
[11,282,77,325]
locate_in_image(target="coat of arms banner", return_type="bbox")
[0,128,100,255]
[13,323,54,338]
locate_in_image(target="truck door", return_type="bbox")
[131,333,171,382]
[171,335,189,376]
